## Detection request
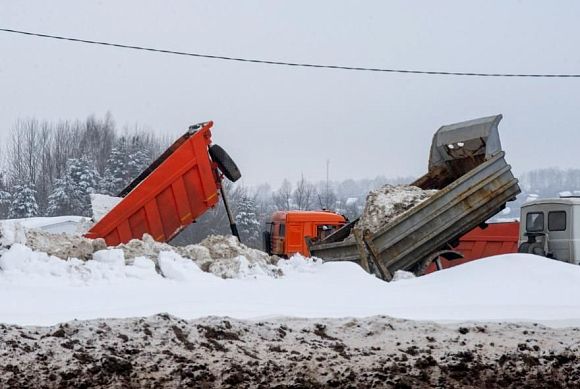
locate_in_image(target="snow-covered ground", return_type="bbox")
[1,240,579,327]
[0,215,578,328]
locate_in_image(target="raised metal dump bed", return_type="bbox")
[309,115,520,280]
[85,121,241,246]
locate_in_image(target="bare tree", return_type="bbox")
[272,179,293,210]
[7,119,42,187]
[316,181,337,210]
[80,113,116,175]
[293,174,315,210]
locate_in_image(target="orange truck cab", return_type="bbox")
[264,211,348,257]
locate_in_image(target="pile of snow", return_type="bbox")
[116,234,281,279]
[25,229,107,260]
[114,233,191,262]
[0,217,280,279]
[355,185,437,235]
[0,218,105,260]
[391,269,416,282]
[197,235,281,278]
[1,249,579,326]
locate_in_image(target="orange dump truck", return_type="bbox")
[264,211,348,257]
[85,121,241,246]
[266,209,520,270]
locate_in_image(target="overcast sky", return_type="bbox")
[1,1,579,187]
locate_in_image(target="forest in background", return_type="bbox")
[1,114,578,249]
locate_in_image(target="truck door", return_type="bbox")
[286,223,305,256]
[271,223,285,255]
[546,209,571,262]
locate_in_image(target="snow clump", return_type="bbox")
[355,185,438,235]
[197,235,282,279]
[115,234,281,279]
[90,193,122,222]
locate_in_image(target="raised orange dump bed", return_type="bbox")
[85,121,233,246]
[424,221,519,273]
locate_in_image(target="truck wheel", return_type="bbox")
[209,144,241,182]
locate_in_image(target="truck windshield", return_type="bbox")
[526,212,544,232]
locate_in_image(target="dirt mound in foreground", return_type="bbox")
[0,315,578,388]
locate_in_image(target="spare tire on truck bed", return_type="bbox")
[209,144,242,182]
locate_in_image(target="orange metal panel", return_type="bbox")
[171,178,193,225]
[118,220,133,243]
[128,207,149,241]
[157,187,180,239]
[144,201,165,241]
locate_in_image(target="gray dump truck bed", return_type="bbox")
[308,115,521,280]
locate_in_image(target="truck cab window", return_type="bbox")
[548,211,566,231]
[279,223,285,238]
[526,212,544,232]
[317,225,335,240]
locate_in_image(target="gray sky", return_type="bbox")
[1,1,579,187]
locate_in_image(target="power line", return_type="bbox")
[1,27,579,78]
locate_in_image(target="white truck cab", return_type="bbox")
[519,197,580,265]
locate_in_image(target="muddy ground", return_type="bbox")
[1,315,579,388]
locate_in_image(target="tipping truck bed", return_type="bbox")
[308,115,521,280]
[84,121,240,246]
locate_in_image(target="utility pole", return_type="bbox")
[325,159,330,209]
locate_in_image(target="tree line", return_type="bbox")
[0,114,165,219]
[0,114,412,249]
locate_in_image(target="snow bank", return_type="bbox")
[1,249,579,326]
[356,185,437,235]
[0,216,280,279]
[1,216,92,234]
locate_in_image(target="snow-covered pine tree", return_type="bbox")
[47,157,100,216]
[127,148,151,182]
[47,174,72,216]
[100,136,152,195]
[235,195,262,248]
[9,183,39,218]
[0,171,12,218]
[100,137,130,195]
[0,190,11,218]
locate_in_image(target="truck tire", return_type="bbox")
[209,144,241,182]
